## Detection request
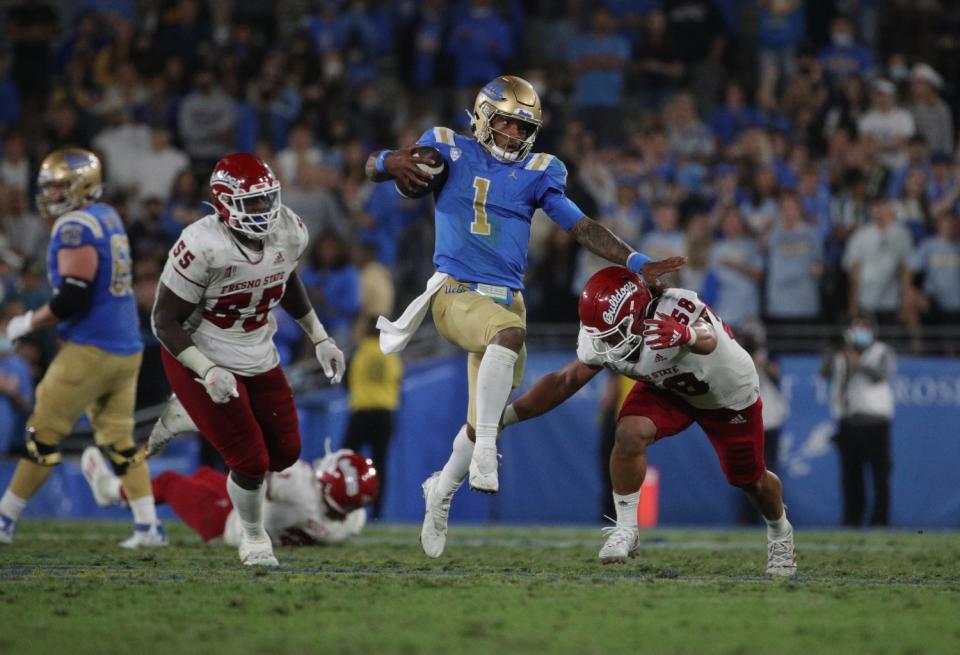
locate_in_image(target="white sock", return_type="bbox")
[613,490,640,529]
[474,344,519,444]
[227,474,267,540]
[129,496,158,526]
[437,425,473,498]
[765,509,792,539]
[0,490,27,522]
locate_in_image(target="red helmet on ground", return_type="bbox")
[579,266,653,361]
[209,153,282,238]
[317,451,379,515]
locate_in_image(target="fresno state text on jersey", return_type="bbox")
[159,207,309,375]
[577,288,760,411]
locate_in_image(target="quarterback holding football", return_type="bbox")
[367,75,684,559]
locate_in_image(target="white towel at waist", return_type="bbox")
[377,271,447,354]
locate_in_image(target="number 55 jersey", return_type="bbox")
[577,288,760,411]
[158,207,309,375]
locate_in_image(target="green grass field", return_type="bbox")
[1,521,959,655]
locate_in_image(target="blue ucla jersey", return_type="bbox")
[47,203,142,355]
[417,127,584,289]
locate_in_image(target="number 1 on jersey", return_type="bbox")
[470,176,491,236]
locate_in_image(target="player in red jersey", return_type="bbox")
[501,267,797,575]
[151,153,345,566]
[82,444,377,546]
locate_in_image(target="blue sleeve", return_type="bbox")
[51,219,98,250]
[536,159,585,231]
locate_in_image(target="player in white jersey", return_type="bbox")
[81,443,377,546]
[500,267,797,576]
[151,153,345,566]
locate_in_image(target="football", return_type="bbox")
[394,146,448,199]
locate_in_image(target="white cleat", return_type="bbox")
[766,526,798,577]
[81,446,122,507]
[120,522,168,549]
[420,472,452,558]
[239,533,279,567]
[0,514,16,544]
[598,526,641,564]
[147,394,197,458]
[468,441,499,494]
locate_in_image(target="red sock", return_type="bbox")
[152,471,233,542]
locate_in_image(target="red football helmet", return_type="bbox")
[209,153,282,238]
[317,450,379,515]
[579,266,653,361]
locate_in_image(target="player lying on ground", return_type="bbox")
[82,441,377,546]
[0,148,163,548]
[501,266,797,575]
[151,153,345,566]
[367,75,683,558]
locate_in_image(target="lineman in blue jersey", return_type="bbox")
[0,148,165,548]
[367,75,684,557]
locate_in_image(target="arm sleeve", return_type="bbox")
[536,158,586,231]
[158,229,209,304]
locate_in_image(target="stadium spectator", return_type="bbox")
[764,191,824,323]
[159,170,203,243]
[353,241,394,339]
[301,232,360,348]
[903,213,960,354]
[0,324,33,456]
[663,0,726,114]
[343,318,403,520]
[449,0,515,91]
[666,92,714,160]
[568,7,630,144]
[740,165,780,242]
[92,110,151,198]
[133,126,189,207]
[818,15,874,87]
[709,81,766,148]
[632,9,684,113]
[858,79,915,171]
[177,69,236,169]
[708,207,763,329]
[893,166,933,242]
[640,202,686,287]
[906,64,952,157]
[821,316,896,527]
[757,0,805,98]
[0,132,30,194]
[843,198,913,323]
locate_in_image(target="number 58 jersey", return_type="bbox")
[577,288,760,411]
[158,207,309,375]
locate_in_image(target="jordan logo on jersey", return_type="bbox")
[224,265,237,278]
[655,353,666,362]
[273,252,285,266]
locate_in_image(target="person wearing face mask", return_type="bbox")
[817,15,874,88]
[820,315,896,527]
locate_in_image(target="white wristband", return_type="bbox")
[502,404,519,427]
[176,345,217,377]
[685,326,698,348]
[296,310,329,344]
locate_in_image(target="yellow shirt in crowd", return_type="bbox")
[348,337,403,412]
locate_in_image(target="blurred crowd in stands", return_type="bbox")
[1,0,959,440]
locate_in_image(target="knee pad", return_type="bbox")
[24,427,62,466]
[105,442,147,477]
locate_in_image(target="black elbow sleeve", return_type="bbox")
[49,276,94,320]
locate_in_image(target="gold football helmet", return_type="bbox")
[470,75,542,163]
[36,147,103,219]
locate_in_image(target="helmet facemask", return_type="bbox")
[583,315,644,363]
[474,105,541,163]
[219,184,281,239]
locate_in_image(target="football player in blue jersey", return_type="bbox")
[367,75,684,557]
[0,148,165,548]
